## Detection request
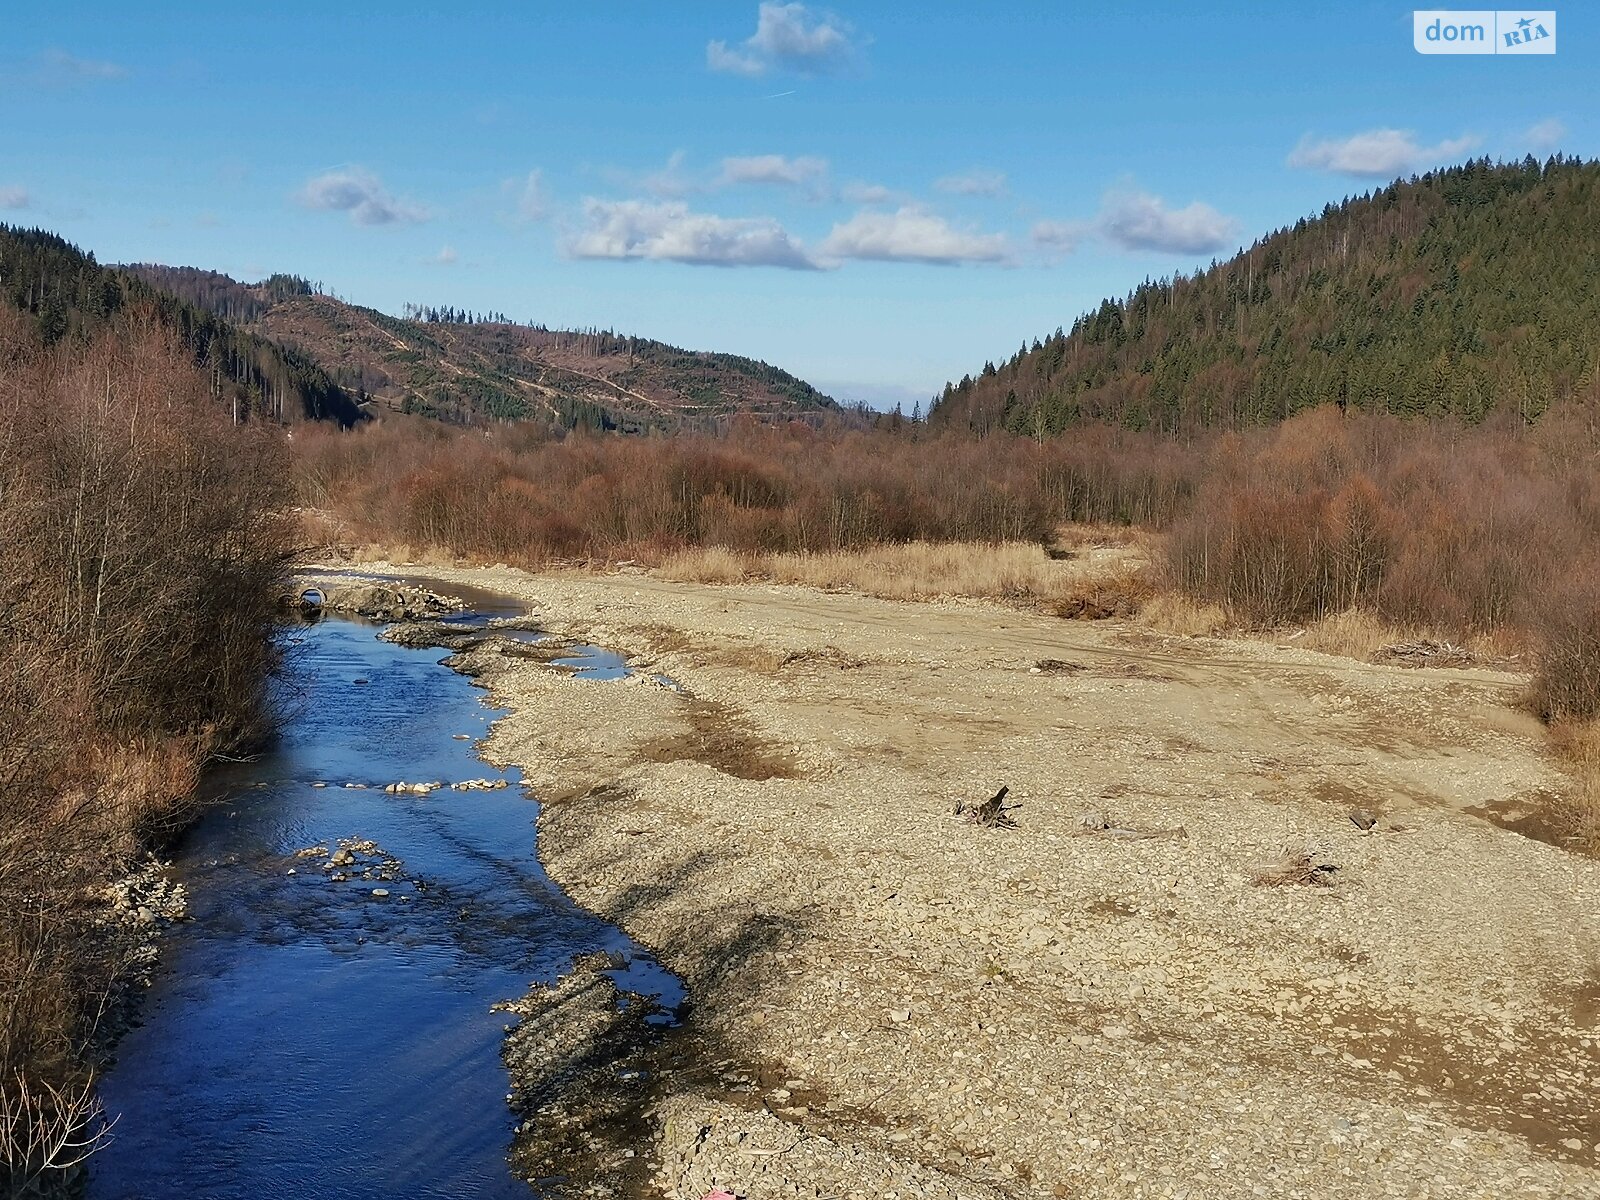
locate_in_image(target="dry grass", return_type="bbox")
[1133,593,1228,638]
[1296,609,1406,661]
[1048,564,1157,620]
[1542,718,1600,855]
[1290,610,1524,666]
[660,545,752,585]
[1050,521,1151,552]
[657,540,1154,614]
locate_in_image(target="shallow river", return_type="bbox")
[89,583,680,1199]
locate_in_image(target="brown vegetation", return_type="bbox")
[292,417,1194,565]
[0,309,292,1191]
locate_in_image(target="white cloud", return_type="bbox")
[934,169,1008,198]
[707,3,860,76]
[1287,128,1478,178]
[719,154,828,190]
[1524,117,1567,152]
[1099,190,1237,255]
[432,245,459,265]
[568,199,818,269]
[819,207,1010,265]
[39,49,126,80]
[510,169,550,222]
[839,181,895,205]
[297,168,428,226]
[1030,219,1082,255]
[0,186,30,210]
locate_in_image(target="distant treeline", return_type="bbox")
[124,264,316,324]
[401,302,513,325]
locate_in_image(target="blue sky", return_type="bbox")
[1,2,1590,408]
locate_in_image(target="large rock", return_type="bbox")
[302,582,462,622]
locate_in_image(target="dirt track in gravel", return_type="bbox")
[371,562,1600,1199]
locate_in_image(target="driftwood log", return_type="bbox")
[956,786,1017,828]
[1374,639,1473,668]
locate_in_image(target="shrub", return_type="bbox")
[1527,566,1600,721]
[1,312,292,1187]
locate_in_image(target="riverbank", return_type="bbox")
[365,560,1599,1198]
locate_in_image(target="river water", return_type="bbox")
[88,584,681,1199]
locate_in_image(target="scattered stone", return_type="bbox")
[382,621,485,651]
[496,960,667,1193]
[1034,658,1085,674]
[1074,810,1188,840]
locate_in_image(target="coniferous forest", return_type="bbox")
[931,157,1600,435]
[0,227,364,426]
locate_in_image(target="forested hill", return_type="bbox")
[932,156,1600,436]
[127,265,839,433]
[0,228,363,426]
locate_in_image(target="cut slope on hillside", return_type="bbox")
[129,265,839,433]
[933,156,1600,435]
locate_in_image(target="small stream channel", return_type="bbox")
[88,580,682,1200]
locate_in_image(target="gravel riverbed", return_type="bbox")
[364,562,1599,1200]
